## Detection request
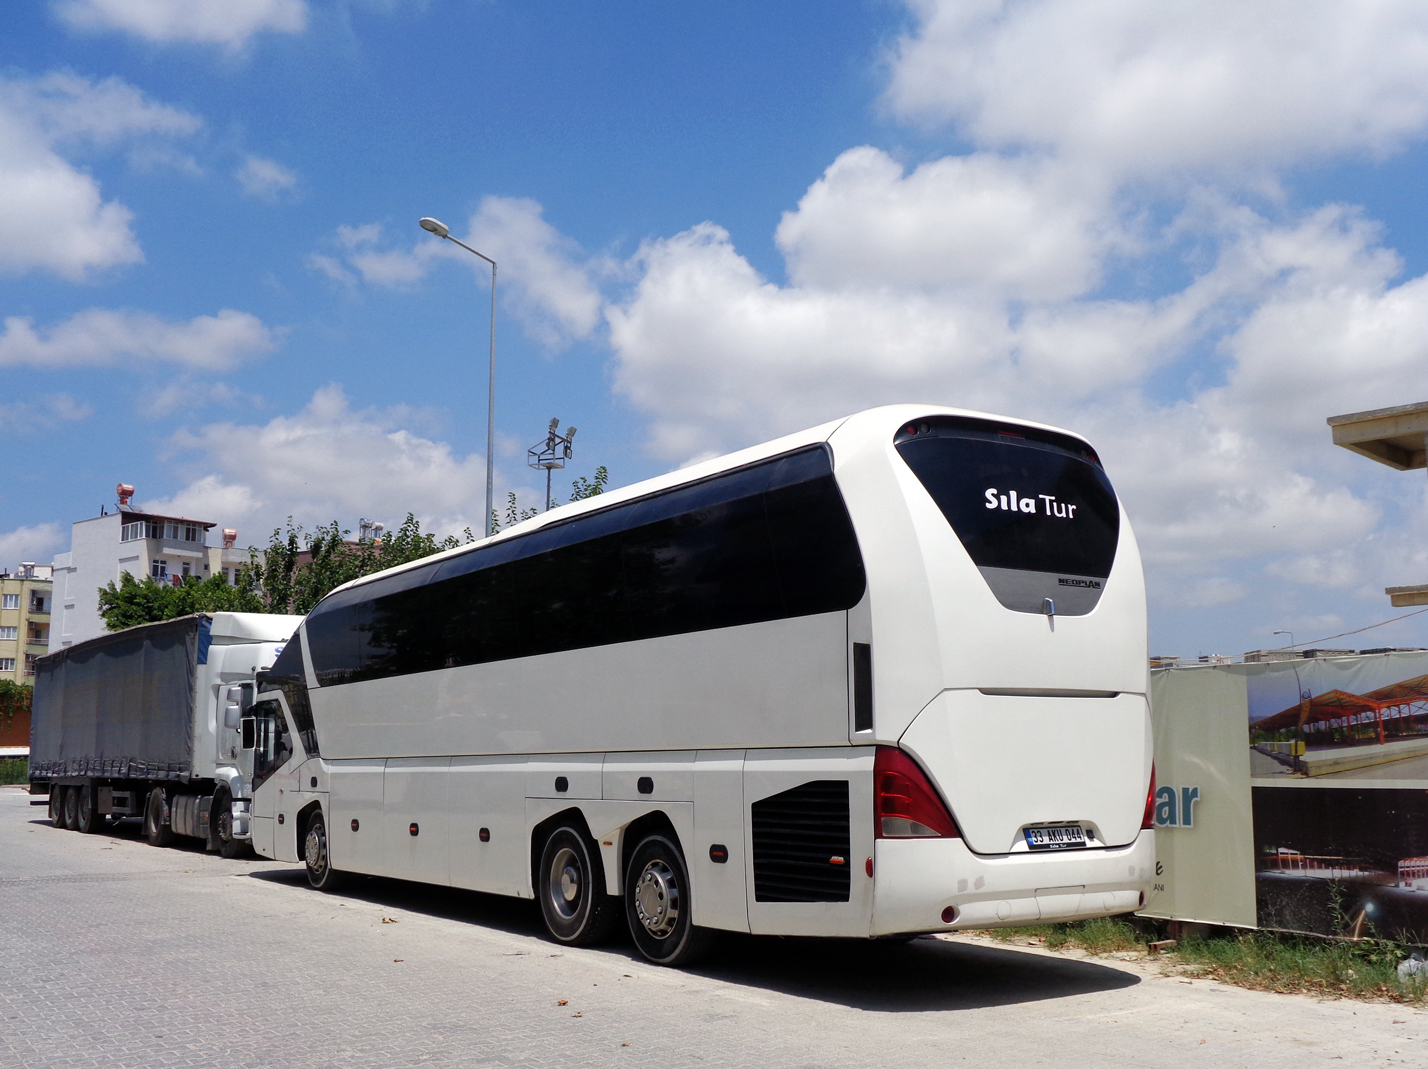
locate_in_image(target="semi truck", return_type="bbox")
[28,612,303,855]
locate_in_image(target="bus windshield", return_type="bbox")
[895,416,1120,613]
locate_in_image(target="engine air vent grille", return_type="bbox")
[751,779,851,903]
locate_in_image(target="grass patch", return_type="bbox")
[1176,932,1426,1003]
[0,756,27,785]
[979,918,1428,1003]
[983,917,1143,954]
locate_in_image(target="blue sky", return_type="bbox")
[6,1,1428,660]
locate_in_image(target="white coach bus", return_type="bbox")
[248,405,1154,965]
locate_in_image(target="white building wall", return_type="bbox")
[51,512,220,647]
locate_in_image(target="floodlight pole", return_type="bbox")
[419,217,497,534]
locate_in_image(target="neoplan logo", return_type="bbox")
[984,488,1078,518]
[1058,578,1102,589]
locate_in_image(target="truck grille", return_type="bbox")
[751,780,851,902]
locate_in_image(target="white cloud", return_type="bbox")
[0,71,201,280]
[56,0,308,48]
[0,524,66,571]
[145,385,486,538]
[0,394,92,432]
[235,154,298,200]
[0,308,277,370]
[315,198,603,346]
[776,147,1116,301]
[887,0,1428,180]
[143,380,263,418]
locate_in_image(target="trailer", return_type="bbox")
[28,612,302,854]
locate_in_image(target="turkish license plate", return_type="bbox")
[1024,824,1087,851]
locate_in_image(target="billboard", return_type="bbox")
[1147,651,1428,942]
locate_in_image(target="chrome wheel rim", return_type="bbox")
[547,846,583,920]
[305,822,328,876]
[633,859,680,938]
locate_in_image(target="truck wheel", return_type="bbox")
[144,787,174,847]
[48,789,62,826]
[62,786,80,830]
[538,826,620,946]
[304,811,347,891]
[212,790,248,859]
[624,832,718,967]
[77,784,100,834]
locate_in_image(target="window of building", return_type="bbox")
[28,625,45,642]
[123,520,206,543]
[151,559,168,580]
[0,626,15,640]
[1,594,17,609]
[0,658,14,672]
[181,561,192,579]
[24,653,36,675]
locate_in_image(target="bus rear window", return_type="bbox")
[895,417,1119,612]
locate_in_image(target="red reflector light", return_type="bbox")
[941,906,957,923]
[874,746,959,838]
[1141,764,1156,830]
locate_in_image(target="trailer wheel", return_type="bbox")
[62,786,80,830]
[304,810,347,891]
[144,787,174,847]
[76,784,100,834]
[538,826,620,947]
[212,789,248,859]
[48,789,62,826]
[624,833,718,967]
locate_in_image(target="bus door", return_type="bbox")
[249,698,302,861]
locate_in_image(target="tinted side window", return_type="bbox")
[305,445,866,685]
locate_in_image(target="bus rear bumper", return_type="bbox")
[869,832,1155,936]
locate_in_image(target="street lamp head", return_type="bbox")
[419,216,450,238]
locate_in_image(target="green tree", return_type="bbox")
[0,679,31,733]
[245,513,474,616]
[98,571,264,631]
[97,513,474,628]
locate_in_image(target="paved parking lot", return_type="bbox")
[2,786,1424,1068]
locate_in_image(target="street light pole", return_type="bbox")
[420,217,497,535]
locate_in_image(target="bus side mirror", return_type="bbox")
[224,703,242,730]
[241,717,256,750]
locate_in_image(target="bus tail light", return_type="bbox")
[874,746,959,838]
[1141,764,1156,830]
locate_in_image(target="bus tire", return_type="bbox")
[48,788,62,826]
[304,810,347,891]
[213,789,248,859]
[144,787,174,847]
[538,825,620,946]
[624,833,717,967]
[76,783,100,834]
[62,785,80,830]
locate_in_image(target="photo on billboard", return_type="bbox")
[1246,651,1428,942]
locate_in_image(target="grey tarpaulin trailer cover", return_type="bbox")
[29,614,208,782]
[29,610,302,848]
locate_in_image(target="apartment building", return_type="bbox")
[0,562,52,683]
[51,483,251,648]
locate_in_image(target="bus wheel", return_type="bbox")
[144,787,174,847]
[213,790,247,859]
[48,788,62,826]
[304,811,347,891]
[76,784,100,834]
[538,826,619,946]
[62,785,80,830]
[624,833,717,967]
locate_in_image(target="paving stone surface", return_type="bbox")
[2,786,1425,1068]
